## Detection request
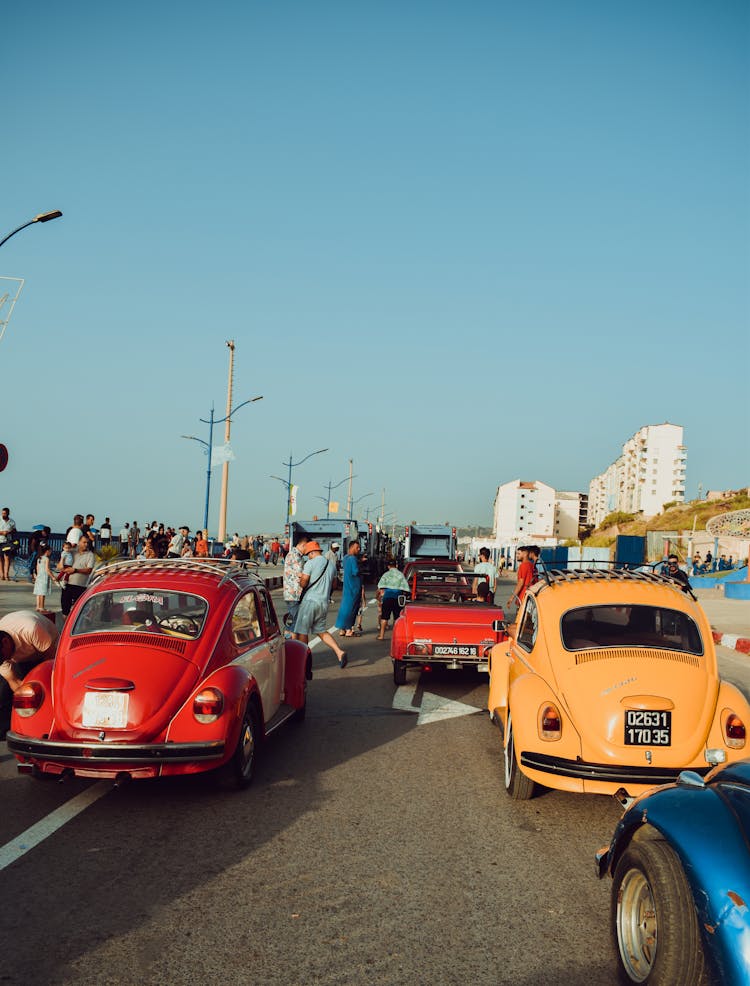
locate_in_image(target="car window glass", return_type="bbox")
[72,589,208,637]
[259,590,278,636]
[561,605,703,654]
[232,592,262,646]
[517,597,538,651]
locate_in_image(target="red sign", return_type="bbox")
[0,444,7,473]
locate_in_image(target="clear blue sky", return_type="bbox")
[2,0,748,536]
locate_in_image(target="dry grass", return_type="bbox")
[584,491,749,547]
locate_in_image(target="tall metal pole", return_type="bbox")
[346,458,354,519]
[203,405,215,534]
[217,341,235,543]
[286,454,293,538]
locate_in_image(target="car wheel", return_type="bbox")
[393,660,407,686]
[217,702,260,790]
[612,836,709,986]
[503,712,535,800]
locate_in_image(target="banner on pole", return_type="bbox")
[329,501,339,514]
[290,484,298,517]
[211,443,235,468]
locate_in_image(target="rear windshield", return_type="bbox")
[561,605,703,655]
[72,589,209,639]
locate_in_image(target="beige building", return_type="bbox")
[588,423,687,527]
[492,481,588,547]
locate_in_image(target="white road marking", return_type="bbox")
[0,780,110,872]
[392,683,481,725]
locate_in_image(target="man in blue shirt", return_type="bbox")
[294,542,349,668]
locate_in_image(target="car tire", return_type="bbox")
[393,660,407,686]
[503,712,535,800]
[217,701,260,790]
[611,836,709,986]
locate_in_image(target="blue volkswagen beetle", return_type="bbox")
[596,759,750,985]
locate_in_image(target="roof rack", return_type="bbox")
[534,564,695,598]
[88,557,261,591]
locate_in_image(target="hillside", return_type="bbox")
[583,490,749,548]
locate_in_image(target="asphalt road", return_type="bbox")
[2,575,748,986]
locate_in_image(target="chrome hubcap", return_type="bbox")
[617,868,657,982]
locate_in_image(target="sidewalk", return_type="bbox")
[694,588,750,655]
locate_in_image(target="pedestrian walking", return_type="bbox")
[293,542,348,667]
[376,559,410,639]
[335,540,364,637]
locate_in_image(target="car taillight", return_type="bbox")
[13,682,44,718]
[193,688,223,724]
[725,712,746,749]
[539,703,562,740]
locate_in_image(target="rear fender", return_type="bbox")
[283,638,311,709]
[9,659,55,737]
[708,679,750,759]
[167,664,261,744]
[508,671,581,761]
[390,614,407,661]
[487,642,511,722]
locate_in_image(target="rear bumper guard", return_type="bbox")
[6,732,225,765]
[520,750,710,785]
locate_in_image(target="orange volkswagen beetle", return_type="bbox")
[487,568,750,800]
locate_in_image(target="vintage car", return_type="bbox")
[7,558,311,789]
[596,759,750,985]
[402,559,475,603]
[487,568,750,799]
[391,567,506,685]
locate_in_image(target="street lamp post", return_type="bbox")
[0,210,63,250]
[351,492,375,519]
[322,475,352,518]
[277,448,328,540]
[182,395,262,536]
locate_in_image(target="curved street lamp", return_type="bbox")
[0,210,63,250]
[278,448,328,538]
[182,395,263,535]
[321,475,354,518]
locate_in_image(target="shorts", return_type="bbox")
[381,596,404,622]
[284,599,301,629]
[294,597,329,637]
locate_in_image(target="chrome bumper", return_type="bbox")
[6,732,225,765]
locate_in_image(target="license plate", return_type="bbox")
[82,692,129,729]
[624,710,671,746]
[433,645,479,657]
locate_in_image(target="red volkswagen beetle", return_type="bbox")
[7,559,311,789]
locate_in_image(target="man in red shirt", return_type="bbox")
[508,545,538,610]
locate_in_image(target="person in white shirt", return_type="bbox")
[167,526,189,558]
[473,547,499,604]
[0,507,17,581]
[0,610,60,737]
[61,535,96,615]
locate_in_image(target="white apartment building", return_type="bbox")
[492,481,588,548]
[588,422,687,527]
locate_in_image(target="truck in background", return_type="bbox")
[289,519,359,576]
[402,524,457,563]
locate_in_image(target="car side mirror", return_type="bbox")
[492,619,508,633]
